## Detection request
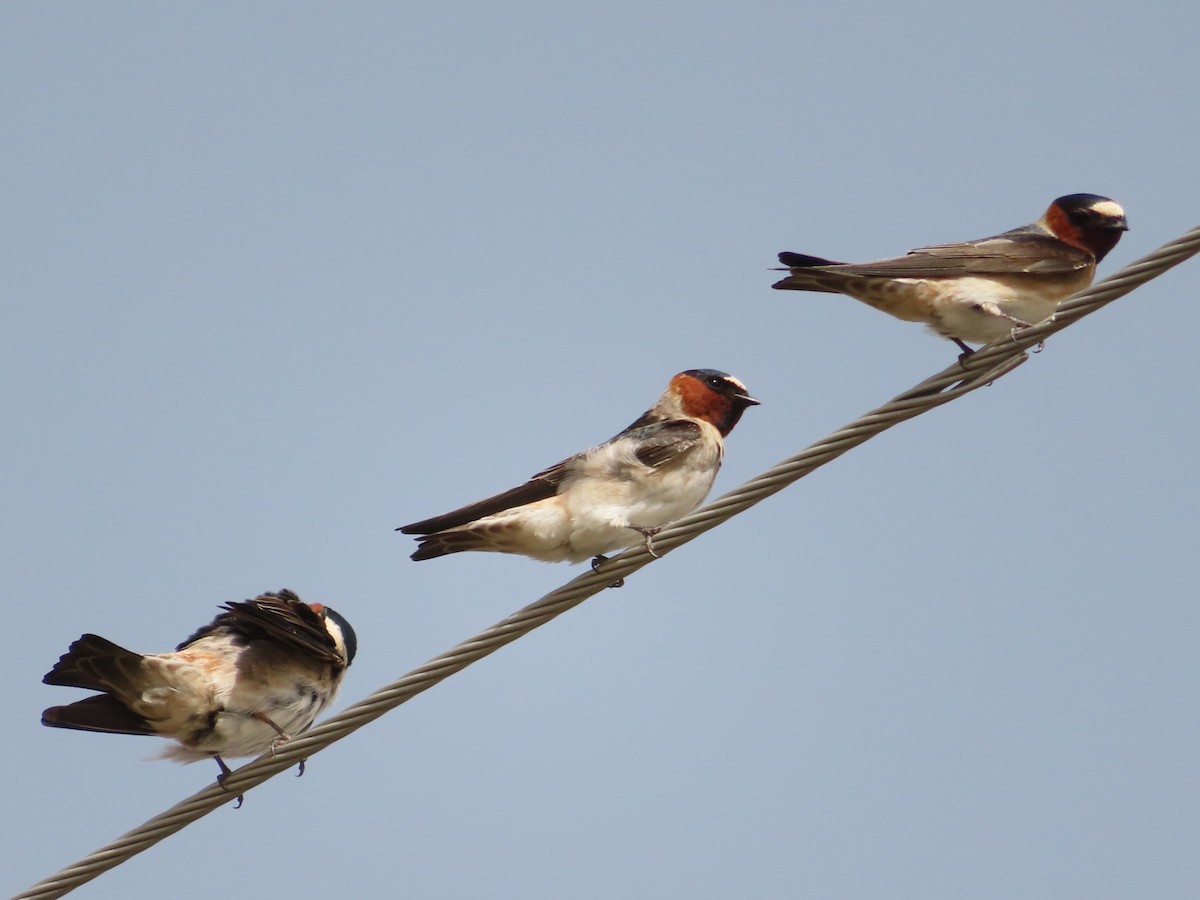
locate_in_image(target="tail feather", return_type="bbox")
[772,251,847,293]
[42,634,159,735]
[43,634,146,694]
[778,251,841,268]
[42,695,156,736]
[772,251,848,292]
[411,529,500,561]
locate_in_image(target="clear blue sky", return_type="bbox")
[5,3,1198,897]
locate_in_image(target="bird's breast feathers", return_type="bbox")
[563,425,722,525]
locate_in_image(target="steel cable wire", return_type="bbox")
[15,224,1200,899]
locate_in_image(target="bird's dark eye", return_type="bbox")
[708,376,725,389]
[1068,209,1092,227]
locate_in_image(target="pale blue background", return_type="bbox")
[4,3,1198,897]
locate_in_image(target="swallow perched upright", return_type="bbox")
[42,590,356,789]
[399,369,759,566]
[772,194,1129,354]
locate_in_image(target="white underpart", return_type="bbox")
[465,422,724,563]
[893,275,1090,344]
[563,430,721,559]
[146,639,339,763]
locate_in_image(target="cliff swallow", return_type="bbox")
[772,193,1128,353]
[42,590,356,800]
[399,369,759,568]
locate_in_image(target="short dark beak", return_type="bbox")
[737,394,761,407]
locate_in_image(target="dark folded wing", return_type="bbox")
[398,456,576,534]
[181,591,342,664]
[400,417,706,535]
[626,419,706,468]
[225,593,343,663]
[821,228,1092,278]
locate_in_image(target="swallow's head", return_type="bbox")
[1043,194,1129,263]
[310,603,358,667]
[669,369,760,436]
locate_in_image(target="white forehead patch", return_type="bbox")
[725,375,748,392]
[324,618,346,653]
[1090,199,1126,220]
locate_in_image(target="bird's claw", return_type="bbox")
[214,755,244,809]
[269,733,293,755]
[591,555,624,589]
[952,338,975,367]
[253,711,291,753]
[628,525,662,558]
[265,725,307,777]
[1003,321,1043,355]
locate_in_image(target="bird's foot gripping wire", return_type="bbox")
[253,712,306,776]
[591,555,624,589]
[213,755,244,809]
[976,298,1033,333]
[627,524,662,558]
[958,303,1041,364]
[1003,325,1044,354]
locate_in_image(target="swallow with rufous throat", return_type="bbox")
[399,369,759,571]
[772,193,1128,354]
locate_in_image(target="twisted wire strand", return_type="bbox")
[16,225,1200,900]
